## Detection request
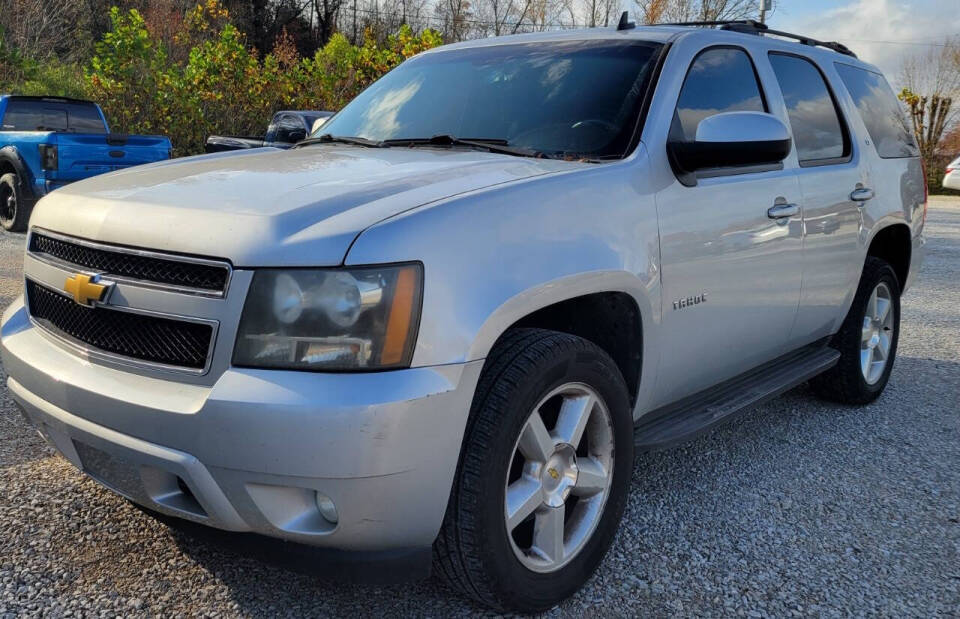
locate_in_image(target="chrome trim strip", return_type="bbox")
[25,278,219,376]
[28,227,233,298]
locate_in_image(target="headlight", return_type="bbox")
[233,264,422,371]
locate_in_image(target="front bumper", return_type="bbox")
[2,296,482,558]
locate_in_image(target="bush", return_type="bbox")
[0,29,86,99]
[83,1,442,155]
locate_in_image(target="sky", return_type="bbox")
[768,0,960,85]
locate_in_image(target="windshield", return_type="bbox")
[317,40,662,159]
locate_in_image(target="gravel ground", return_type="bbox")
[1,197,959,617]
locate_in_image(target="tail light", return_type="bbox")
[38,144,58,171]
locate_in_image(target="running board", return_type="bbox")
[634,343,840,451]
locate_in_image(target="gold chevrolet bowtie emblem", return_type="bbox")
[547,468,560,481]
[64,273,108,306]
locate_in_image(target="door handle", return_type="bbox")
[850,187,875,203]
[767,203,799,219]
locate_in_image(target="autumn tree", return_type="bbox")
[635,0,767,24]
[898,36,960,188]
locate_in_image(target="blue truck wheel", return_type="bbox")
[0,173,31,232]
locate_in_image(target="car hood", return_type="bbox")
[31,146,579,266]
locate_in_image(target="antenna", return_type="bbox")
[617,11,635,31]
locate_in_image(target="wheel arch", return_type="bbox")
[866,222,911,289]
[468,272,651,408]
[0,146,36,200]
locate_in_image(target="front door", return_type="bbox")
[652,46,804,406]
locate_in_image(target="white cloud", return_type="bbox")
[774,0,960,87]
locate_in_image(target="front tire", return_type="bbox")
[434,329,634,612]
[0,172,31,232]
[811,257,901,404]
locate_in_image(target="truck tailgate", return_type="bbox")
[53,134,171,181]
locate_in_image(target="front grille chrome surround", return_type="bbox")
[28,228,232,297]
[26,279,218,373]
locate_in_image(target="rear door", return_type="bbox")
[653,46,804,405]
[766,52,867,343]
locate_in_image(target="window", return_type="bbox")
[675,47,766,141]
[318,41,663,159]
[68,105,108,133]
[2,101,68,132]
[835,63,918,159]
[0,99,106,134]
[769,53,848,164]
[274,114,304,143]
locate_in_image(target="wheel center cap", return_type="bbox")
[541,443,578,508]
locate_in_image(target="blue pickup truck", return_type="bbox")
[0,96,172,231]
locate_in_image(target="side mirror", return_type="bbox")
[668,111,792,183]
[311,118,328,134]
[285,128,307,144]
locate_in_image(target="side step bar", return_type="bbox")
[635,343,840,451]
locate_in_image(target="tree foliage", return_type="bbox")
[0,27,87,98]
[898,37,960,193]
[79,1,441,155]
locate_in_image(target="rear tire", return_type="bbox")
[434,328,634,612]
[811,257,900,404]
[0,172,31,232]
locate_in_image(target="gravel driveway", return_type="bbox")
[2,198,958,617]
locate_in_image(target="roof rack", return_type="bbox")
[655,19,857,58]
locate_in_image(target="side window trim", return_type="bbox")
[768,51,853,168]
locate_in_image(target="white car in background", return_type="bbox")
[943,156,960,190]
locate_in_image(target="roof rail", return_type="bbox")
[655,20,857,58]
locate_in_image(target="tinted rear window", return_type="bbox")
[1,100,106,134]
[769,53,848,163]
[67,105,108,133]
[834,64,918,159]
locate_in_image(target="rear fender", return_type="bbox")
[0,146,36,201]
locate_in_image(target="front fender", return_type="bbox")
[345,153,663,414]
[466,269,654,361]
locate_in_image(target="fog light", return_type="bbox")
[315,492,339,524]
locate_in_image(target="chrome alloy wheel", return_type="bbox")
[861,281,895,385]
[504,383,614,573]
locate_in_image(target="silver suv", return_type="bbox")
[1,19,926,612]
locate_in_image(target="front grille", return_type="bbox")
[29,232,230,294]
[27,280,214,370]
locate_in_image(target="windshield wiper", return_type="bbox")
[382,135,545,158]
[295,134,384,148]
